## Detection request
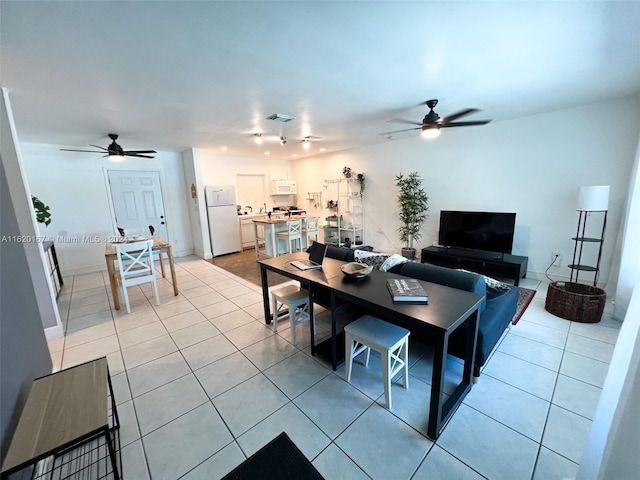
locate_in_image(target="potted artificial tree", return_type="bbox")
[396,172,429,260]
[32,195,52,226]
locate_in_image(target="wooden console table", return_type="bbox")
[1,357,121,480]
[421,246,528,286]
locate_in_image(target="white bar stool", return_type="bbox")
[302,217,319,249]
[344,315,410,409]
[275,220,303,255]
[271,285,313,345]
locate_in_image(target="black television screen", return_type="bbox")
[438,211,516,254]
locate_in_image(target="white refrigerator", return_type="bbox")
[205,185,241,256]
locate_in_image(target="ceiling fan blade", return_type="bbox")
[124,152,155,158]
[378,127,422,135]
[439,108,479,123]
[440,120,492,127]
[60,148,103,153]
[123,150,157,154]
[386,118,423,126]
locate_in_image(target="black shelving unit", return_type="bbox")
[43,240,64,298]
[569,210,607,286]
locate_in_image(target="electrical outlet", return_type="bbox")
[552,250,562,266]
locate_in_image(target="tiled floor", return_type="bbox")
[49,256,621,480]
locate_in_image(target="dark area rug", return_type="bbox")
[512,287,536,325]
[222,432,325,480]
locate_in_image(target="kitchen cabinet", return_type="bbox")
[239,214,267,249]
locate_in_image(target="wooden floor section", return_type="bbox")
[207,248,291,286]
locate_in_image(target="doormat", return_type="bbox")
[512,287,536,326]
[221,432,325,480]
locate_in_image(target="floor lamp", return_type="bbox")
[570,185,609,286]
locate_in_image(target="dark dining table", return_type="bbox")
[258,252,483,440]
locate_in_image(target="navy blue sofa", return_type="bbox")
[324,245,518,379]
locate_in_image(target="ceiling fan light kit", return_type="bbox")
[421,127,441,139]
[380,99,491,138]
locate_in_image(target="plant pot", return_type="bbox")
[401,248,415,260]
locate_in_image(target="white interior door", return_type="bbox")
[108,170,168,239]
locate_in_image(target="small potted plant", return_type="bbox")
[396,172,429,260]
[32,195,52,226]
[357,172,365,196]
[342,166,352,178]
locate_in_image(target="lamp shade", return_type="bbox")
[576,185,609,211]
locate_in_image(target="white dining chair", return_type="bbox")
[115,239,159,313]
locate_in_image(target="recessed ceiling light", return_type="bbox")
[220,146,228,151]
[264,151,270,155]
[254,133,263,145]
[266,113,296,122]
[319,148,326,152]
[292,154,298,158]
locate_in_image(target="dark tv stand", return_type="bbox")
[421,246,528,286]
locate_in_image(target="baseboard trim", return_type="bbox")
[45,324,64,341]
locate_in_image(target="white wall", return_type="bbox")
[292,96,640,284]
[199,152,293,211]
[19,144,193,275]
[614,138,640,319]
[577,285,640,479]
[1,89,54,461]
[181,148,211,258]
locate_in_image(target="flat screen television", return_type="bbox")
[438,211,516,254]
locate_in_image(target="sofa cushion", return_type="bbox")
[395,262,487,313]
[323,245,355,262]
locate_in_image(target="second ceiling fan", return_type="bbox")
[382,99,491,138]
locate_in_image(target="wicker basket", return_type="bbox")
[544,281,606,323]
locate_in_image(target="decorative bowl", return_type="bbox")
[341,262,373,279]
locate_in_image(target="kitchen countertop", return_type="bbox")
[253,216,306,224]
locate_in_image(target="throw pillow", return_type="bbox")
[354,250,390,270]
[457,268,510,290]
[380,254,409,272]
[457,268,511,299]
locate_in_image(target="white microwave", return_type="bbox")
[269,180,297,195]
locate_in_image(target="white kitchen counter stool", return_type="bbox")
[344,315,410,409]
[302,217,319,249]
[275,220,303,255]
[271,285,313,345]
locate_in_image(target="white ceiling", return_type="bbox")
[2,1,639,160]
